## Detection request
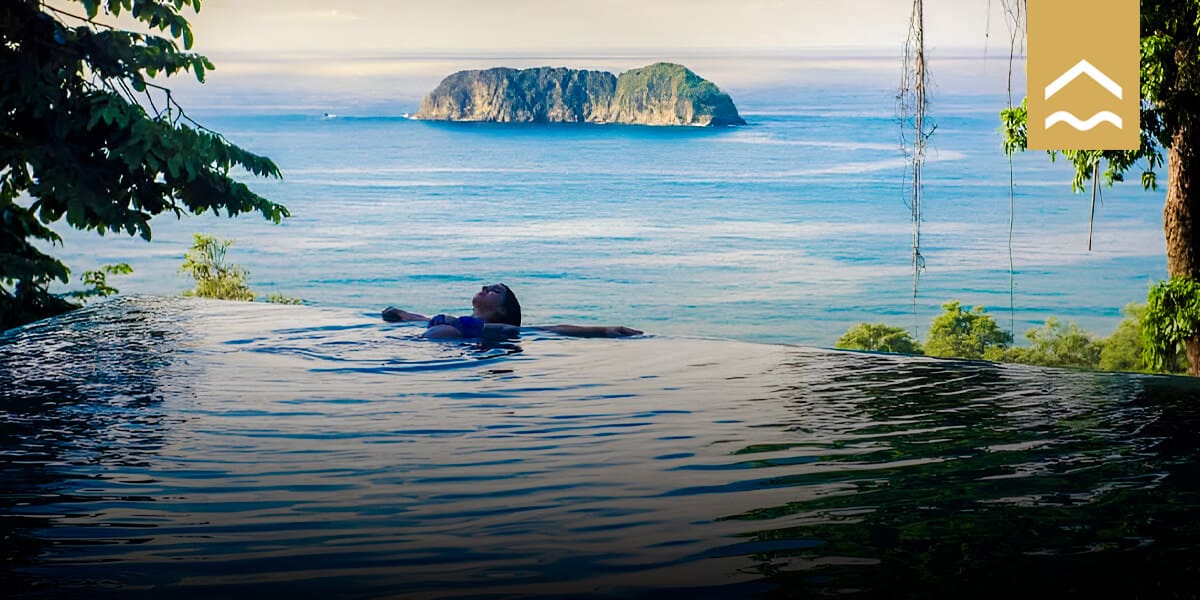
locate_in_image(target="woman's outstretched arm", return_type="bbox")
[382,307,429,322]
[537,324,643,338]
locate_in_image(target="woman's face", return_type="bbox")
[472,283,506,316]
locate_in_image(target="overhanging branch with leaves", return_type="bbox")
[1,0,288,329]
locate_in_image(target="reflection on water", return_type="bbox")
[2,297,1199,598]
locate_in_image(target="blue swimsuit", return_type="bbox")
[427,314,486,338]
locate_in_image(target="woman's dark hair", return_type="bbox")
[497,283,522,326]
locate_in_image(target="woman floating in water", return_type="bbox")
[382,283,642,340]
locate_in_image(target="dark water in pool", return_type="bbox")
[3,297,1200,598]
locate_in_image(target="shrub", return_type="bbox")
[836,322,923,354]
[1098,304,1148,372]
[266,292,302,305]
[1142,277,1200,373]
[180,234,255,301]
[923,300,1012,360]
[1004,318,1102,369]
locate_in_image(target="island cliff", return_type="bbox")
[414,63,745,126]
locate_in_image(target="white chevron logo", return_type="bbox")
[1044,110,1123,131]
[1044,59,1123,100]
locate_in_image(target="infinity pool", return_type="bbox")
[3,297,1199,598]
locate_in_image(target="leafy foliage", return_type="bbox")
[1099,303,1148,372]
[836,322,923,355]
[837,299,1188,374]
[1142,277,1200,372]
[1094,302,1189,373]
[0,0,287,329]
[1002,318,1103,369]
[613,62,744,125]
[265,292,302,305]
[64,262,133,301]
[923,301,1013,360]
[180,234,254,301]
[178,234,303,304]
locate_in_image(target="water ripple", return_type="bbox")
[2,297,1200,598]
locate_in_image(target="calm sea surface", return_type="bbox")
[44,56,1166,345]
[3,297,1199,598]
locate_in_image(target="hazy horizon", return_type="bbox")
[50,0,1025,54]
[182,1,1021,54]
[169,50,1028,116]
[45,0,1030,114]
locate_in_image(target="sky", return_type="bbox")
[181,0,1019,54]
[50,0,1027,112]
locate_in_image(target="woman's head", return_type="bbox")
[473,283,522,326]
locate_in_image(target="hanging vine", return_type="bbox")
[898,0,934,337]
[1000,0,1026,337]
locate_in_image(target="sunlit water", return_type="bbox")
[3,297,1199,598]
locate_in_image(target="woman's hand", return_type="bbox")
[605,326,643,337]
[543,324,643,338]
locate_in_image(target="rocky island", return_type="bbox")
[414,63,745,127]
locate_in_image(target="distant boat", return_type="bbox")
[322,112,337,119]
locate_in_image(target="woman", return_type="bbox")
[382,283,642,339]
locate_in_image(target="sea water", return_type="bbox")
[41,54,1166,346]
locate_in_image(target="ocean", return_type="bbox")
[43,53,1167,346]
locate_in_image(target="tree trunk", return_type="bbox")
[1163,120,1200,375]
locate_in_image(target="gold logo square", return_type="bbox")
[1027,0,1139,151]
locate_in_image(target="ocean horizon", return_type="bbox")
[41,52,1163,346]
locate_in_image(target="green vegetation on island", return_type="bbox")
[609,63,745,126]
[415,62,745,126]
[0,0,287,330]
